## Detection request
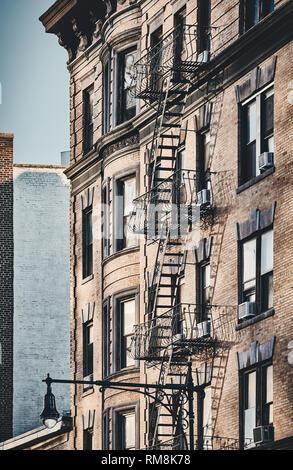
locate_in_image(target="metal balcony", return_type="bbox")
[132,25,212,101]
[128,170,215,238]
[148,434,253,451]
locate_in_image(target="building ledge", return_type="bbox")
[236,309,275,331]
[0,417,72,451]
[236,168,275,194]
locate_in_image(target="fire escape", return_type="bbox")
[128,25,245,450]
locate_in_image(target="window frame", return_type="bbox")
[239,84,274,186]
[113,169,139,254]
[103,297,111,379]
[239,361,273,448]
[240,0,275,34]
[83,321,94,382]
[197,0,211,53]
[82,206,93,280]
[112,287,139,374]
[116,46,138,126]
[103,59,111,135]
[83,85,94,154]
[83,428,93,450]
[102,178,111,260]
[239,227,274,318]
[112,402,140,450]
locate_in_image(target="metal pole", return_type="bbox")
[196,387,205,450]
[187,360,195,451]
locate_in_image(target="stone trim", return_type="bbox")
[80,187,95,210]
[81,302,95,324]
[235,56,277,103]
[194,238,213,264]
[235,202,276,241]
[82,410,95,430]
[236,337,276,371]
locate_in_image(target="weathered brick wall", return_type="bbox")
[13,165,71,437]
[0,133,14,443]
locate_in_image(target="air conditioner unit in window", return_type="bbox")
[196,320,211,339]
[253,425,274,445]
[197,50,210,64]
[258,152,274,172]
[238,301,256,321]
[197,189,211,207]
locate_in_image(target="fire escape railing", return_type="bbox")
[132,24,212,101]
[128,169,215,237]
[131,303,238,362]
[148,435,253,451]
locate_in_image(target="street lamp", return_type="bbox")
[40,361,204,449]
[40,374,60,429]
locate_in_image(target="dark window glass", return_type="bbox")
[103,410,110,450]
[199,263,211,320]
[262,88,274,152]
[150,27,163,93]
[117,49,137,124]
[102,183,110,259]
[242,99,257,183]
[83,429,93,450]
[198,0,211,53]
[174,6,186,65]
[84,86,94,153]
[83,323,93,379]
[103,300,110,378]
[103,61,111,134]
[198,130,211,190]
[242,0,274,33]
[83,207,93,278]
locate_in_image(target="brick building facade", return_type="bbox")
[0,133,14,443]
[40,0,293,450]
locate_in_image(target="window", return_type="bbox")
[102,409,110,450]
[103,298,110,378]
[241,364,273,446]
[240,229,273,315]
[83,429,93,450]
[103,61,111,134]
[102,180,110,259]
[115,410,136,450]
[240,86,274,185]
[198,0,211,53]
[82,207,93,279]
[83,322,93,380]
[84,86,94,153]
[198,262,211,320]
[117,48,137,124]
[198,130,211,191]
[241,0,274,33]
[174,6,186,67]
[114,297,136,372]
[150,27,163,94]
[115,175,137,252]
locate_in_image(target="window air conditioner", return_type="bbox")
[197,189,211,207]
[83,374,94,389]
[238,301,256,321]
[196,320,211,339]
[197,50,210,64]
[253,425,274,445]
[258,152,274,172]
[172,333,184,344]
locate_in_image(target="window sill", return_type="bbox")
[105,367,140,381]
[236,167,274,194]
[236,308,274,330]
[81,274,94,285]
[102,246,140,265]
[82,387,95,398]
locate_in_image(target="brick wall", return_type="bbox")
[0,133,14,443]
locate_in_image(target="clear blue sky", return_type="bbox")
[0,0,69,165]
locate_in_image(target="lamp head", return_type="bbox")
[40,374,60,429]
